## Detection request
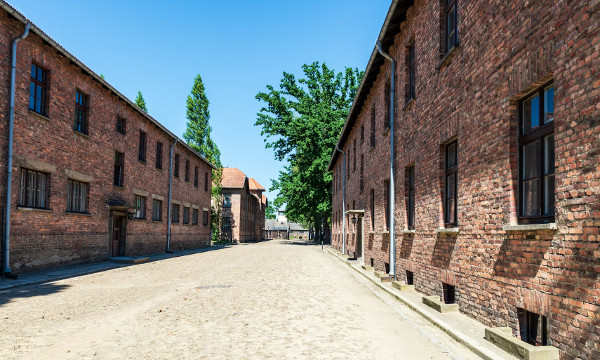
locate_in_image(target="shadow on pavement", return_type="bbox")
[0,282,71,307]
[279,240,320,246]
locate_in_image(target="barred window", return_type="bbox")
[156,142,163,170]
[152,199,162,221]
[67,179,88,213]
[134,195,146,219]
[174,154,180,178]
[444,0,458,54]
[114,151,124,187]
[19,168,49,209]
[171,203,179,223]
[204,172,209,191]
[183,207,190,224]
[185,160,190,182]
[222,216,231,231]
[192,208,199,225]
[223,194,231,208]
[138,131,147,162]
[202,210,209,226]
[406,166,415,229]
[116,117,126,135]
[444,141,458,226]
[194,166,199,187]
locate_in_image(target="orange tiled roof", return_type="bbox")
[248,178,265,191]
[221,168,247,188]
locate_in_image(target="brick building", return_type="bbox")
[0,2,215,275]
[329,1,599,359]
[221,168,266,242]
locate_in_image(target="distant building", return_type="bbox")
[264,212,310,240]
[220,168,266,243]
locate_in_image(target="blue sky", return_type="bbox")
[9,0,390,206]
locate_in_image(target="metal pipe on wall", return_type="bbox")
[3,22,30,278]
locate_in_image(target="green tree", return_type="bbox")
[135,91,148,112]
[265,203,277,220]
[255,62,362,241]
[182,74,223,243]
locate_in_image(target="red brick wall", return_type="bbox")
[223,186,264,242]
[332,1,600,359]
[1,10,212,273]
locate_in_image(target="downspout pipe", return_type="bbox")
[335,145,346,256]
[3,23,30,278]
[166,138,178,253]
[377,41,396,281]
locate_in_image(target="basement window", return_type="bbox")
[442,283,455,304]
[370,258,374,268]
[384,262,390,274]
[517,308,548,346]
[406,270,414,285]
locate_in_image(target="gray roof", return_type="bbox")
[265,219,288,231]
[289,222,309,231]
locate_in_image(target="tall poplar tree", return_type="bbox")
[183,74,223,242]
[256,62,362,241]
[135,91,148,112]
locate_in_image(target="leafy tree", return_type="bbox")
[255,62,362,242]
[100,74,105,80]
[182,74,223,243]
[265,203,277,220]
[135,91,148,112]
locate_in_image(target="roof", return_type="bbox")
[248,178,265,191]
[327,0,414,171]
[0,0,217,170]
[265,219,288,231]
[289,222,309,231]
[221,168,247,188]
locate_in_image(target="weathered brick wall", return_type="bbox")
[332,1,600,359]
[1,10,212,273]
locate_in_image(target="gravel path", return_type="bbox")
[0,239,479,360]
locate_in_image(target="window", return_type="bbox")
[360,124,364,143]
[353,140,357,172]
[138,131,147,162]
[406,166,415,229]
[29,64,48,115]
[202,210,208,226]
[204,172,209,191]
[360,155,364,192]
[384,179,390,230]
[223,194,231,208]
[370,188,375,230]
[222,216,231,231]
[133,195,146,219]
[444,141,458,226]
[185,160,190,182]
[183,207,190,224]
[192,208,199,225]
[114,151,124,187]
[406,43,416,104]
[194,166,199,187]
[152,199,162,221]
[517,308,548,346]
[385,80,391,129]
[520,84,555,223]
[67,179,88,213]
[174,154,180,178]
[171,203,179,223]
[156,142,163,170]
[18,168,49,209]
[370,107,376,147]
[74,90,89,134]
[406,270,414,285]
[116,117,126,135]
[444,0,458,54]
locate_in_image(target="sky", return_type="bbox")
[9,0,391,207]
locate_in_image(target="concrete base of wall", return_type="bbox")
[109,256,150,265]
[484,327,559,360]
[391,281,415,291]
[422,295,459,313]
[373,270,391,282]
[361,264,373,271]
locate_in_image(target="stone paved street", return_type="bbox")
[0,240,480,360]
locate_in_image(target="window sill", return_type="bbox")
[400,229,416,234]
[17,206,52,213]
[383,127,390,137]
[113,185,125,191]
[382,230,390,234]
[403,98,415,112]
[435,227,459,234]
[66,211,91,217]
[152,220,163,223]
[436,44,459,70]
[503,223,557,232]
[132,217,146,221]
[28,109,51,122]
[73,130,90,139]
[138,159,147,165]
[369,146,375,153]
[368,231,376,234]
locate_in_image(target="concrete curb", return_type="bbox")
[323,247,509,360]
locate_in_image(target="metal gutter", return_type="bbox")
[0,0,217,171]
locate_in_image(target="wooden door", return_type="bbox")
[112,215,123,257]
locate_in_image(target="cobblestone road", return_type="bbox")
[0,240,479,359]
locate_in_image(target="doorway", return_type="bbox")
[356,215,363,261]
[111,213,126,257]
